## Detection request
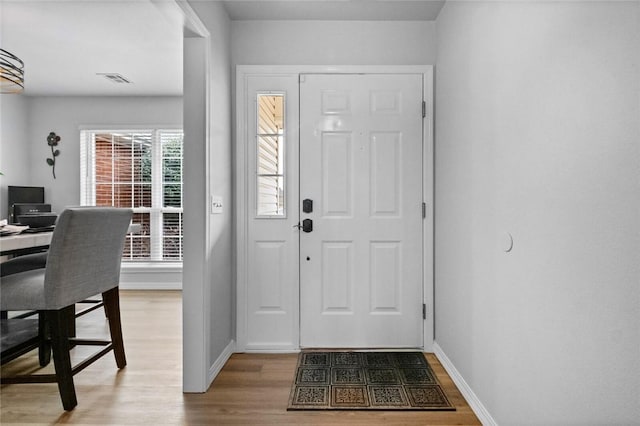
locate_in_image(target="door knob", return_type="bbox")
[302,218,313,233]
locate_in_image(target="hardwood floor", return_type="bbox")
[1,291,480,425]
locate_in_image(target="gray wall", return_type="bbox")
[434,1,640,424]
[1,96,182,285]
[0,95,30,218]
[187,0,234,379]
[232,20,435,66]
[1,95,181,217]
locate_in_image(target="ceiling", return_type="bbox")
[0,0,185,96]
[0,0,444,97]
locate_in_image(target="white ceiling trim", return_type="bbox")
[220,0,445,21]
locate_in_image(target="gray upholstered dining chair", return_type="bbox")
[0,207,132,411]
[0,252,48,277]
[1,253,49,366]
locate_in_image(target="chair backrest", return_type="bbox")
[44,207,133,310]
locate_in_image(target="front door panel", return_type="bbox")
[299,74,424,348]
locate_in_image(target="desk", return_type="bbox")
[0,223,141,257]
[0,232,53,256]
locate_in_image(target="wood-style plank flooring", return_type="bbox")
[1,291,480,425]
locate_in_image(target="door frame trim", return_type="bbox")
[235,65,434,352]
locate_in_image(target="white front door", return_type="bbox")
[299,74,425,348]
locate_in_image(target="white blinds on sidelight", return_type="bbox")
[256,94,285,216]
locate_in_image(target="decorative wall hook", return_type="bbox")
[46,132,61,179]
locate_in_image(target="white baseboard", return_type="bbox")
[240,344,300,353]
[119,265,182,290]
[433,342,498,426]
[207,340,235,387]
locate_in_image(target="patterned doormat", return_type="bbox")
[287,351,456,410]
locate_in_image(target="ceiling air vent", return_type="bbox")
[97,73,133,84]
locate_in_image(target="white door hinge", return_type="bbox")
[422,202,426,219]
[422,303,427,320]
[422,101,426,118]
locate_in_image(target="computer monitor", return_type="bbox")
[8,186,45,222]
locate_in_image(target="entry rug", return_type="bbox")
[287,351,456,410]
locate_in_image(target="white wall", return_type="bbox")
[182,34,211,392]
[0,95,30,218]
[232,20,435,66]
[26,96,182,213]
[205,7,234,371]
[184,0,234,390]
[435,1,640,424]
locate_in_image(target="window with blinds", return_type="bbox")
[80,129,183,262]
[256,94,285,217]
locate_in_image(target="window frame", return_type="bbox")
[80,126,184,264]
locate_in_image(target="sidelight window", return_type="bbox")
[256,94,285,217]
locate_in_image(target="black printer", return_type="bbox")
[12,203,57,228]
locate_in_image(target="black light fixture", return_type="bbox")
[0,49,25,94]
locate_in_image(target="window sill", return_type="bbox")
[121,262,183,273]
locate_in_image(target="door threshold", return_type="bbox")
[299,347,426,352]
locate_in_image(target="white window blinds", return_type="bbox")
[80,129,183,262]
[256,94,285,216]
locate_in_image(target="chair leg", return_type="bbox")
[102,287,126,369]
[103,293,108,318]
[67,304,76,338]
[46,306,77,411]
[38,311,51,367]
